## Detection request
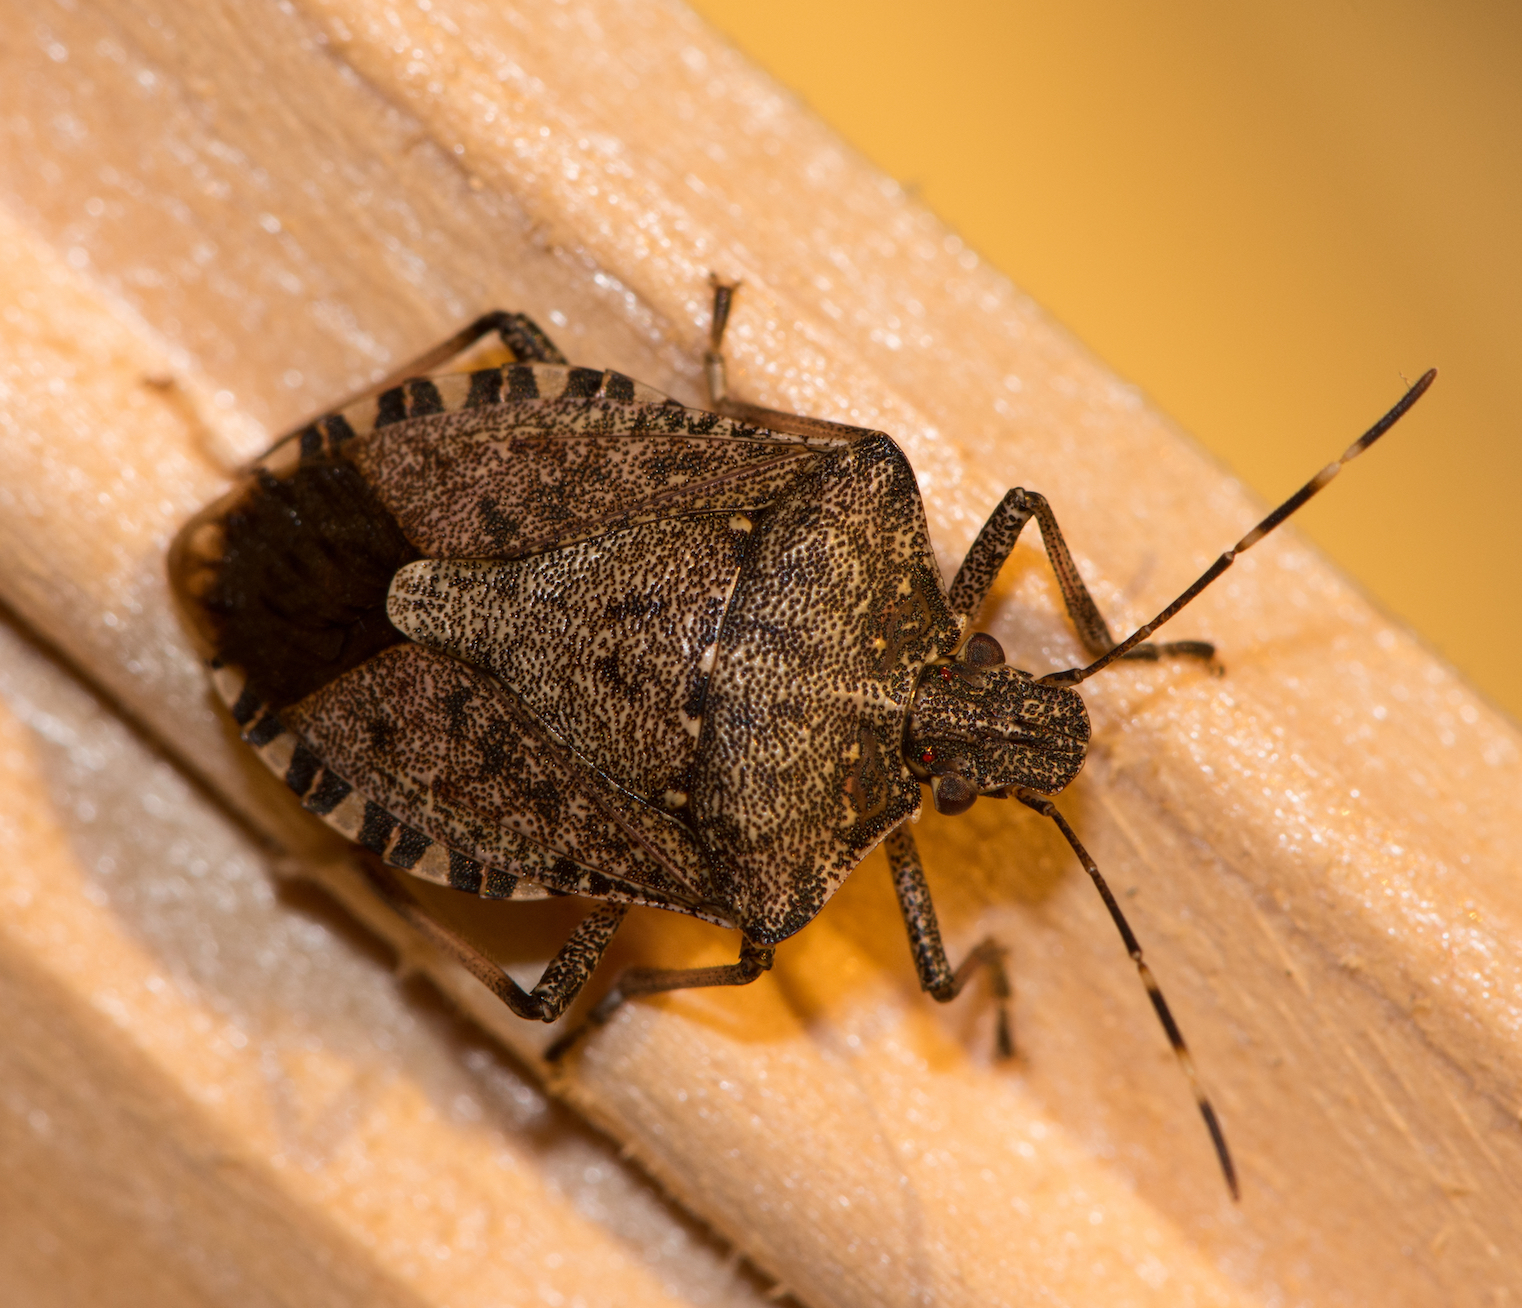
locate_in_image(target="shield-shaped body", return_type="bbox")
[172,361,963,946]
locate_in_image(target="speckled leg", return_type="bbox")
[356,310,567,399]
[288,312,567,442]
[363,861,626,1021]
[704,282,1204,667]
[545,937,776,1062]
[252,310,570,466]
[703,278,880,444]
[885,826,1013,1058]
[948,487,1214,665]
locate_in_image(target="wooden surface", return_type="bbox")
[1,2,1519,1305]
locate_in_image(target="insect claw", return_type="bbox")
[995,1007,1015,1061]
[1043,370,1434,687]
[543,1020,589,1064]
[544,982,630,1063]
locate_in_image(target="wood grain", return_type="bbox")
[1,1,1518,1304]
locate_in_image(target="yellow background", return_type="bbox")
[689,0,1522,722]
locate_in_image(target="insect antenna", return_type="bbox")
[1016,789,1240,1201]
[1040,367,1436,688]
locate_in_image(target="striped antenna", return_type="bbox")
[1040,368,1436,688]
[1017,789,1240,1201]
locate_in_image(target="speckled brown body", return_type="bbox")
[171,349,989,948]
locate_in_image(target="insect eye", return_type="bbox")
[961,632,1006,668]
[920,747,936,765]
[931,773,978,816]
[939,666,954,682]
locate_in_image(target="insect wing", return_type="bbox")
[278,642,724,914]
[336,365,851,560]
[389,513,749,814]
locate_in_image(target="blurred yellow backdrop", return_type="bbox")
[688,0,1522,723]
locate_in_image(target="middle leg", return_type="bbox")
[886,826,1013,1057]
[545,937,775,1061]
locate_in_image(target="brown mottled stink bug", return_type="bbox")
[170,281,1432,1198]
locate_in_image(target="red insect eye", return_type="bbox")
[939,666,953,681]
[921,747,935,765]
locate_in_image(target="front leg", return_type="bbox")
[949,487,1214,665]
[886,826,1013,1057]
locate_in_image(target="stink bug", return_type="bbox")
[169,281,1432,1199]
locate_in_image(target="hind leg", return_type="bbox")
[346,310,567,404]
[363,862,627,1022]
[375,310,567,384]
[248,309,569,474]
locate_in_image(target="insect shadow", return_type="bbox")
[169,277,1434,1200]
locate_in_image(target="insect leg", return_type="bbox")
[296,311,568,436]
[544,937,776,1062]
[949,488,1212,665]
[703,276,740,410]
[251,311,572,468]
[946,488,1038,620]
[346,311,569,403]
[885,826,1014,1058]
[362,861,626,1022]
[1015,789,1240,1200]
[701,277,881,443]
